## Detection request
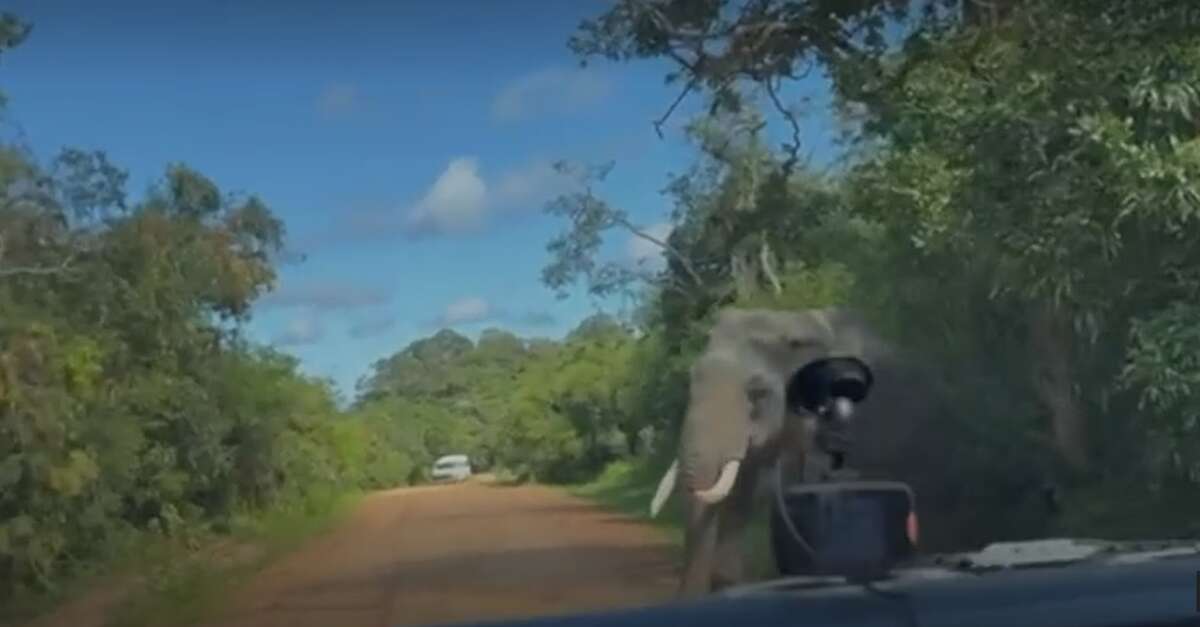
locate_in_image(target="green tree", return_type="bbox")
[0,17,418,599]
[557,0,1200,543]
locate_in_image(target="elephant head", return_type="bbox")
[681,309,842,494]
[649,306,880,598]
[651,307,868,513]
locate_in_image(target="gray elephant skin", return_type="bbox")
[649,307,887,599]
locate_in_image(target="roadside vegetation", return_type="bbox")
[6,0,1200,623]
[0,14,429,624]
[103,490,358,627]
[550,0,1200,555]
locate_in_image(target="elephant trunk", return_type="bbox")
[678,355,751,503]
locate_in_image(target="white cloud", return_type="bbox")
[402,158,577,237]
[438,296,494,326]
[316,83,360,118]
[405,158,489,235]
[626,222,674,267]
[491,67,611,123]
[273,317,324,347]
[300,158,581,246]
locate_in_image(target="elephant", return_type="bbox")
[648,306,886,599]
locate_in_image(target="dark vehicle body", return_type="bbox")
[441,544,1200,627]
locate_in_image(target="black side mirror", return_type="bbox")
[770,481,918,581]
[787,357,874,462]
[786,356,874,416]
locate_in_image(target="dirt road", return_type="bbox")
[201,480,679,627]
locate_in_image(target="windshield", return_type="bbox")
[5,2,1196,626]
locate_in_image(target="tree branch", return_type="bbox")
[629,266,693,298]
[627,0,731,48]
[601,0,857,168]
[0,256,75,277]
[609,213,706,289]
[765,77,804,174]
[654,79,698,138]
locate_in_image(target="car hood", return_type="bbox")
[719,537,1200,597]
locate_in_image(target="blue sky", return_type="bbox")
[1,0,839,396]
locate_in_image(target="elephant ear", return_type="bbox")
[818,307,895,361]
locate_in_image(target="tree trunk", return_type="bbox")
[758,236,783,296]
[621,423,640,456]
[730,251,756,299]
[1029,303,1088,472]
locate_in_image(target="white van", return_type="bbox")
[431,454,472,482]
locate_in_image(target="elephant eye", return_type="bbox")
[745,374,772,403]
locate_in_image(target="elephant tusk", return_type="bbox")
[649,460,678,518]
[694,460,741,504]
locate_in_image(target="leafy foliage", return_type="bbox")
[0,19,416,604]
[543,0,1200,547]
[353,316,642,485]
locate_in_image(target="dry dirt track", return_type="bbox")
[201,479,679,627]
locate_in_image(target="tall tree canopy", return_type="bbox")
[538,0,1200,545]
